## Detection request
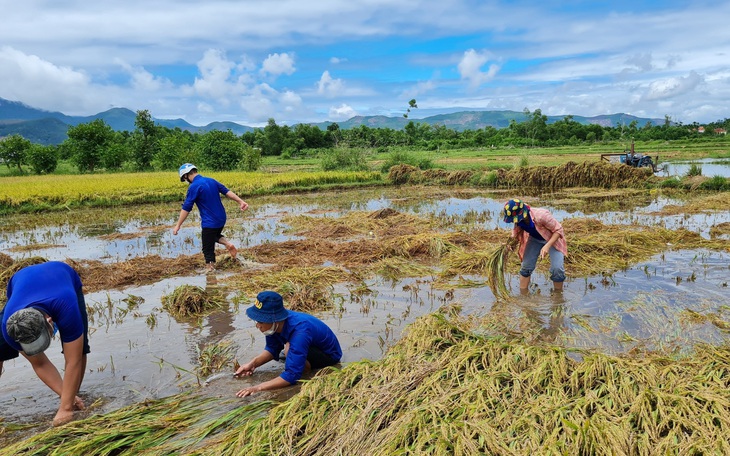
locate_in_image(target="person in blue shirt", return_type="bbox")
[0,261,90,426]
[172,163,249,272]
[234,290,342,397]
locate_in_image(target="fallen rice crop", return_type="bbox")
[162,285,226,319]
[11,313,727,455]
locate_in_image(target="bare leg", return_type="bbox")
[553,281,564,291]
[519,275,531,290]
[218,237,237,259]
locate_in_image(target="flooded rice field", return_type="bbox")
[1,185,729,431]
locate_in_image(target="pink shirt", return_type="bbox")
[512,207,568,260]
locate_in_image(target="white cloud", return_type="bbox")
[329,103,357,120]
[645,71,703,101]
[0,46,98,113]
[457,49,499,89]
[317,71,345,97]
[115,59,172,91]
[261,52,296,77]
[330,57,347,64]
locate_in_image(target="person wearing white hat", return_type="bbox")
[1,261,89,426]
[173,163,249,272]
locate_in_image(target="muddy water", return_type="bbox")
[1,186,729,428]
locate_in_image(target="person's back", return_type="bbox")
[184,174,228,228]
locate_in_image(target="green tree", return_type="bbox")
[403,98,418,118]
[156,129,195,170]
[65,119,115,172]
[260,118,284,156]
[101,133,130,170]
[197,130,243,171]
[0,134,31,172]
[240,145,262,171]
[131,109,159,170]
[26,143,59,174]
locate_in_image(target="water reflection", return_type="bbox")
[658,157,730,178]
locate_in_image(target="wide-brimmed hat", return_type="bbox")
[6,308,51,356]
[503,199,530,224]
[246,291,289,323]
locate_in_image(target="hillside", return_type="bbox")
[0,97,663,145]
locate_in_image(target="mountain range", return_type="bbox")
[0,97,664,146]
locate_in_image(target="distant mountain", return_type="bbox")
[313,110,665,132]
[0,97,663,146]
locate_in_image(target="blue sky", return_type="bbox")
[1,0,728,127]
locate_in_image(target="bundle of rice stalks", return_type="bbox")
[162,285,226,319]
[197,340,238,378]
[387,164,421,185]
[442,238,517,300]
[491,161,655,189]
[483,238,517,300]
[444,169,474,185]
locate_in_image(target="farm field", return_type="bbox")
[1,154,730,454]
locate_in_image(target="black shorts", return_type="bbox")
[201,227,225,263]
[307,345,339,369]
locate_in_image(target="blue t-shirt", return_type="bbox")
[181,175,230,229]
[263,310,342,384]
[2,262,84,351]
[517,218,545,241]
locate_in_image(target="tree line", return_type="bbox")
[1,108,729,175]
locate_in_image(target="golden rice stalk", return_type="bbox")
[162,285,226,319]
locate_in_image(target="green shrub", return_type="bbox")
[240,145,262,171]
[698,175,729,191]
[685,163,702,177]
[380,151,432,173]
[658,177,680,188]
[320,148,370,171]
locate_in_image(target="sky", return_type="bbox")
[1,1,729,127]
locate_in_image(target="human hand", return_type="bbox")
[235,385,260,398]
[540,245,550,259]
[172,226,180,235]
[240,201,249,211]
[234,361,255,378]
[53,409,75,427]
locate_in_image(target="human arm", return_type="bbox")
[535,210,565,259]
[225,190,249,212]
[172,209,190,235]
[540,231,562,259]
[233,350,275,378]
[55,337,86,426]
[23,339,86,426]
[235,375,292,397]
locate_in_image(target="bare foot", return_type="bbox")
[53,409,75,427]
[226,244,238,259]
